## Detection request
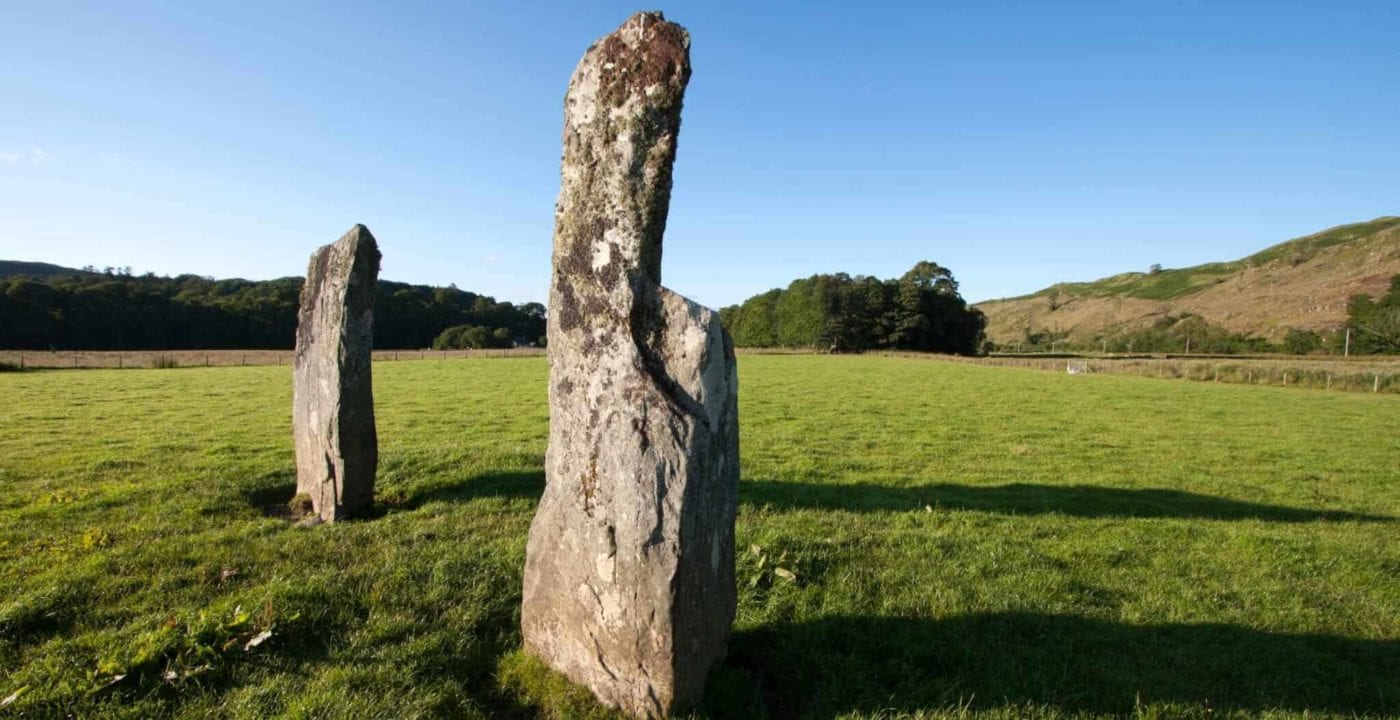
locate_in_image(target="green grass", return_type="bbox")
[1036,262,1239,302]
[2,356,1398,718]
[1242,216,1400,266]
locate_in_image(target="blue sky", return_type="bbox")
[2,1,1396,307]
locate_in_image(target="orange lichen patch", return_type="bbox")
[596,12,690,107]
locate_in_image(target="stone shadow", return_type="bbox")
[718,612,1400,718]
[238,470,298,520]
[741,480,1394,523]
[403,469,546,509]
[237,468,389,521]
[403,474,1391,523]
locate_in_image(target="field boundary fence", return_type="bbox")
[870,350,1400,395]
[732,348,1399,395]
[5,347,1396,395]
[0,347,544,370]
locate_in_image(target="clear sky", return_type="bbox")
[2,1,1396,307]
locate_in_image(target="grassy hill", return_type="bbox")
[975,216,1400,344]
[0,260,90,280]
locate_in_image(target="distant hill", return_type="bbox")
[974,217,1400,344]
[0,260,92,280]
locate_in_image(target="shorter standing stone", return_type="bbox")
[292,224,381,522]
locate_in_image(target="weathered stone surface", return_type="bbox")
[292,224,380,523]
[520,12,740,718]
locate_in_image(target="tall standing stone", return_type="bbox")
[521,12,740,718]
[292,224,381,523]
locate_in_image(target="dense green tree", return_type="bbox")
[719,289,781,347]
[722,261,985,355]
[830,275,894,351]
[1339,274,1400,354]
[889,262,982,355]
[772,275,838,348]
[431,324,518,350]
[1281,328,1322,354]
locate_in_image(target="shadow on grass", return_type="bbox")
[722,612,1400,718]
[397,473,1391,523]
[404,469,546,509]
[238,468,546,521]
[742,480,1395,522]
[239,471,298,519]
[236,469,385,521]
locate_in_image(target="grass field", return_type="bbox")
[4,347,1395,395]
[1,356,1397,718]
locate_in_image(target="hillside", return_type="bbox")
[975,217,1400,344]
[0,260,91,279]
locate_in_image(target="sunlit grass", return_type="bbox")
[1,356,1397,718]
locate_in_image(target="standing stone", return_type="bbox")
[521,12,739,718]
[292,224,381,523]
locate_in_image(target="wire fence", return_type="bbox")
[873,351,1400,395]
[0,347,545,370]
[730,348,1399,395]
[4,347,1395,395]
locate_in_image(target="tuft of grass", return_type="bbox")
[287,493,313,518]
[0,356,1396,718]
[150,356,180,369]
[496,650,626,719]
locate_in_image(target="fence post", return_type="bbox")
[206,353,210,367]
[18,351,23,369]
[119,355,123,369]
[1325,373,1331,390]
[1283,372,1288,386]
[1376,374,1382,393]
[73,352,78,368]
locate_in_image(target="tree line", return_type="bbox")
[7,265,1392,356]
[0,269,545,350]
[719,261,986,355]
